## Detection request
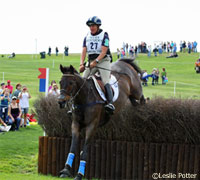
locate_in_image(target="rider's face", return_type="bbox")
[89,25,98,35]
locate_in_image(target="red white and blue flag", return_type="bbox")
[38,68,49,95]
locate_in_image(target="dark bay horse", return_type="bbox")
[58,58,145,180]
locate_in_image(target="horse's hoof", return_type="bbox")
[74,173,82,180]
[59,167,72,178]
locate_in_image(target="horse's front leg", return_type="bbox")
[60,120,80,178]
[74,118,98,180]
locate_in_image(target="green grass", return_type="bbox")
[0,52,199,106]
[136,52,200,98]
[0,125,70,180]
[0,52,199,179]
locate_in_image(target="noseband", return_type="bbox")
[60,73,105,111]
[60,73,87,102]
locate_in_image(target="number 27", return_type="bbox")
[90,42,98,49]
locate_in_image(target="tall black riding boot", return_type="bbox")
[104,83,115,114]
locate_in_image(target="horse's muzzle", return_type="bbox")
[58,94,66,109]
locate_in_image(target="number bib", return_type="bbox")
[86,31,105,55]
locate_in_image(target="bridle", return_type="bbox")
[59,73,105,111]
[60,73,87,103]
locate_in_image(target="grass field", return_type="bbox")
[0,52,199,109]
[0,52,199,179]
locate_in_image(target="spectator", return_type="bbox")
[147,45,151,57]
[180,41,183,52]
[5,80,13,94]
[8,52,15,59]
[48,83,60,96]
[134,46,138,57]
[141,70,148,86]
[166,52,178,58]
[151,68,157,85]
[167,42,170,53]
[153,46,158,56]
[117,48,120,59]
[155,68,160,85]
[120,48,125,58]
[48,47,51,56]
[170,41,174,52]
[125,43,129,54]
[141,70,152,86]
[18,86,31,127]
[0,88,10,122]
[56,47,59,56]
[64,46,69,56]
[161,68,167,85]
[8,96,22,131]
[158,44,163,54]
[0,117,11,132]
[129,46,134,57]
[163,42,167,52]
[122,42,126,52]
[188,42,192,54]
[193,41,197,53]
[0,83,5,94]
[48,80,56,92]
[182,41,186,52]
[12,83,22,103]
[173,43,177,54]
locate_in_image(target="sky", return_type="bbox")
[0,0,199,54]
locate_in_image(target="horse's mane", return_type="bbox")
[118,58,142,74]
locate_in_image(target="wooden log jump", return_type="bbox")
[38,137,200,180]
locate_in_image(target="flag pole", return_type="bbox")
[45,68,49,97]
[44,68,49,136]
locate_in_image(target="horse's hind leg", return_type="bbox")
[129,96,140,106]
[60,121,80,178]
[140,94,146,105]
[129,95,145,106]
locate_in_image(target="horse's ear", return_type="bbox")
[60,64,64,74]
[69,65,75,74]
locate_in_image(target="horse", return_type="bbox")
[58,58,145,180]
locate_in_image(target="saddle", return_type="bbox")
[90,74,119,102]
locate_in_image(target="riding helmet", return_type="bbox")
[86,16,101,26]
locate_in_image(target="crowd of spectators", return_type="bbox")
[40,46,69,59]
[117,41,198,59]
[0,81,31,133]
[47,46,69,57]
[141,68,167,86]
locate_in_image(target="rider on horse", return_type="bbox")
[79,16,115,114]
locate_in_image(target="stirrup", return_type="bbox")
[105,103,115,114]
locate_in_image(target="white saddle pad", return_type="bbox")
[91,74,119,102]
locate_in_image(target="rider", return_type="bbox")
[79,16,115,113]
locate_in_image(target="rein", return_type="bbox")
[61,73,105,111]
[61,73,87,103]
[85,65,126,85]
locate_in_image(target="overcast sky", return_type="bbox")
[0,0,199,54]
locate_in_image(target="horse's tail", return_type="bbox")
[118,58,142,75]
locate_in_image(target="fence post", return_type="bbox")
[53,60,55,68]
[2,72,4,82]
[174,81,176,96]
